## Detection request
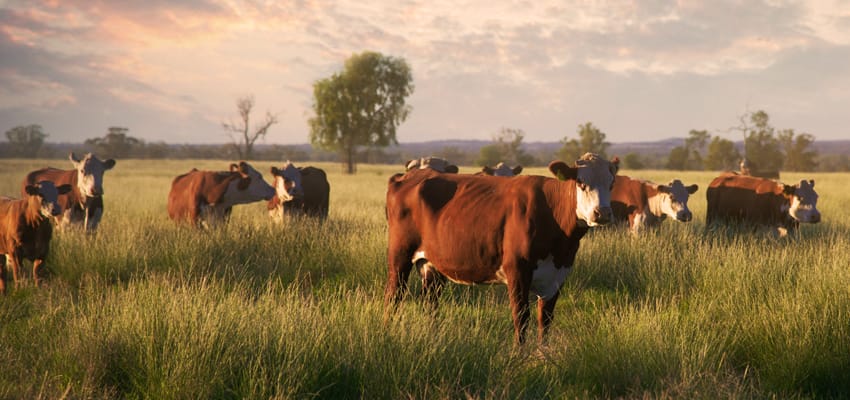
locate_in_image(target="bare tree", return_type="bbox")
[222,95,278,159]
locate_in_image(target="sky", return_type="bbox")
[1,0,849,146]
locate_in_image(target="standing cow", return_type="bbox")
[479,162,523,177]
[385,153,619,344]
[706,172,820,236]
[167,161,275,227]
[268,162,330,220]
[1,181,71,294]
[611,175,698,234]
[23,152,116,233]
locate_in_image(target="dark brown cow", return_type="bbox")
[404,157,459,173]
[1,181,71,294]
[385,153,619,344]
[611,175,698,234]
[167,161,275,227]
[706,172,820,235]
[268,162,330,220]
[23,152,116,233]
[478,162,523,177]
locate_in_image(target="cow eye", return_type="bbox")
[577,180,587,190]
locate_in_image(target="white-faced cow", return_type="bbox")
[167,161,275,228]
[23,152,116,233]
[611,175,699,234]
[1,181,71,294]
[268,162,330,220]
[479,162,523,177]
[706,172,820,236]
[404,157,459,173]
[385,153,619,344]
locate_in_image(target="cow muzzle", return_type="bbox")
[677,210,692,222]
[593,206,613,225]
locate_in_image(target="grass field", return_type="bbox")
[1,159,849,399]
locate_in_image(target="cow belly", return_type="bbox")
[412,251,507,285]
[531,255,570,300]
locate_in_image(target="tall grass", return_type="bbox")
[1,160,849,398]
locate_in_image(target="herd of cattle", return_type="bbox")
[0,152,822,343]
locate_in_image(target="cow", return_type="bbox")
[268,162,330,220]
[611,175,699,234]
[706,172,820,236]
[167,161,275,228]
[22,152,116,233]
[479,162,523,177]
[385,153,619,344]
[0,181,71,294]
[404,157,459,173]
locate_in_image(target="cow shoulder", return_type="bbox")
[418,176,458,213]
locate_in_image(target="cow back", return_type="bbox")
[294,166,330,218]
[706,173,789,226]
[23,168,82,214]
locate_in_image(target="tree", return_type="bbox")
[622,152,645,170]
[476,127,535,167]
[740,110,783,173]
[557,122,610,162]
[779,129,818,171]
[5,124,48,157]
[704,136,741,171]
[223,95,278,160]
[309,51,414,174]
[84,126,143,158]
[666,129,709,170]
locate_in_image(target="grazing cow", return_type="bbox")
[479,162,523,177]
[706,172,820,236]
[167,161,275,227]
[0,181,71,294]
[268,162,330,220]
[404,157,459,173]
[385,153,619,344]
[23,152,116,233]
[611,175,699,234]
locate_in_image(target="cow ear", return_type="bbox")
[271,166,280,176]
[57,184,73,195]
[513,165,523,175]
[809,179,815,188]
[405,159,417,171]
[25,185,39,196]
[230,163,239,172]
[548,161,577,181]
[783,184,796,195]
[687,184,699,194]
[610,156,620,175]
[104,159,116,170]
[238,177,251,190]
[657,185,670,194]
[481,166,494,175]
[445,165,459,174]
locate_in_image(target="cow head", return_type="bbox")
[69,152,116,198]
[270,162,305,204]
[481,162,523,177]
[549,153,619,226]
[405,157,459,173]
[656,180,699,222]
[783,179,820,223]
[228,161,275,203]
[25,181,72,217]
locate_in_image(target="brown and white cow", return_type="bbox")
[23,152,116,233]
[404,157,459,173]
[611,175,698,234]
[706,172,820,236]
[479,162,523,177]
[1,181,71,294]
[167,161,275,228]
[385,153,619,344]
[268,162,330,220]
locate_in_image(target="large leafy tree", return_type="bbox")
[741,110,783,173]
[5,124,48,157]
[476,127,535,167]
[557,122,610,162]
[85,126,143,158]
[779,129,818,172]
[704,136,741,171]
[666,130,709,170]
[309,51,414,174]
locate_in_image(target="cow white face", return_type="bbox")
[786,179,820,223]
[550,153,619,227]
[481,162,523,177]
[405,157,459,173]
[270,162,304,203]
[25,181,72,217]
[226,161,275,205]
[69,152,116,198]
[656,180,699,222]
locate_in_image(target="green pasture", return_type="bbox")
[1,159,849,399]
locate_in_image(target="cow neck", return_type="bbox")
[69,170,90,208]
[24,197,45,226]
[543,177,579,232]
[645,185,667,220]
[205,172,241,205]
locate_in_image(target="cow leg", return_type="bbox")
[8,253,21,289]
[506,270,532,345]
[384,245,415,316]
[419,262,446,312]
[32,259,44,288]
[0,255,6,294]
[537,290,561,344]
